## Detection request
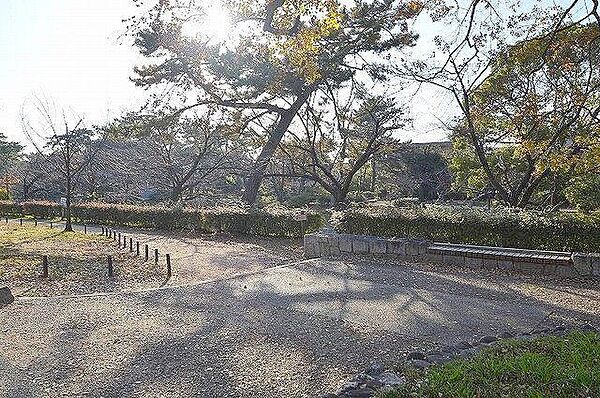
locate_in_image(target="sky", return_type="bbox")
[0,0,452,148]
[0,0,146,145]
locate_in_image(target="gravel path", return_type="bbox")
[3,218,303,290]
[1,258,599,398]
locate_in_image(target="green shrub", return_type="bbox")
[0,201,323,238]
[0,200,22,216]
[21,201,63,219]
[565,175,600,212]
[333,205,600,252]
[0,188,9,201]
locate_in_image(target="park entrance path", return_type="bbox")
[1,258,599,398]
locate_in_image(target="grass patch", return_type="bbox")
[381,331,600,398]
[0,224,162,296]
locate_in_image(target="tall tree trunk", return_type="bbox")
[64,174,73,232]
[170,183,184,203]
[242,90,312,204]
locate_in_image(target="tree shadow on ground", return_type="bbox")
[2,258,599,398]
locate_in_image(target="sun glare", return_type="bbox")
[182,2,232,44]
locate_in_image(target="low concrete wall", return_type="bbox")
[304,232,600,279]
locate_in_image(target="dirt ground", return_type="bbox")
[0,220,304,296]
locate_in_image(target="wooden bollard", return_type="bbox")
[108,256,114,277]
[42,255,49,278]
[136,242,140,256]
[154,248,159,264]
[144,244,149,262]
[166,254,172,278]
[129,238,133,252]
[118,232,121,243]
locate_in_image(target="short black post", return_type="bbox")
[154,248,159,264]
[84,224,87,234]
[42,255,49,278]
[136,242,140,256]
[101,226,104,235]
[50,221,53,229]
[108,255,114,277]
[129,238,133,252]
[118,232,121,244]
[166,254,172,278]
[34,218,38,227]
[144,244,149,262]
[19,218,22,226]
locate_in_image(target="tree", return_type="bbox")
[406,1,600,208]
[0,133,24,198]
[127,0,421,204]
[378,142,452,200]
[108,109,248,203]
[272,87,406,205]
[448,24,600,207]
[22,98,103,232]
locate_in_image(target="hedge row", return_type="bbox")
[332,205,600,253]
[0,201,324,238]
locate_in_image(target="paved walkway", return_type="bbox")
[1,258,599,398]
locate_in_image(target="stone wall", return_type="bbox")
[304,232,600,279]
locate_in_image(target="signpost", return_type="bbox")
[294,211,308,237]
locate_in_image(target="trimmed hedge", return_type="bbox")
[332,205,600,253]
[0,201,323,238]
[0,201,22,216]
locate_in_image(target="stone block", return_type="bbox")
[482,258,498,270]
[417,241,431,255]
[326,234,340,247]
[303,242,319,258]
[498,260,513,271]
[588,254,600,277]
[542,264,557,276]
[0,287,14,306]
[516,261,543,275]
[555,265,576,278]
[339,236,353,253]
[387,240,406,256]
[319,241,332,257]
[443,254,465,267]
[405,240,420,256]
[369,239,387,255]
[352,238,369,254]
[330,243,341,257]
[572,253,592,276]
[426,253,443,264]
[465,257,483,269]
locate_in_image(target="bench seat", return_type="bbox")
[427,243,572,266]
